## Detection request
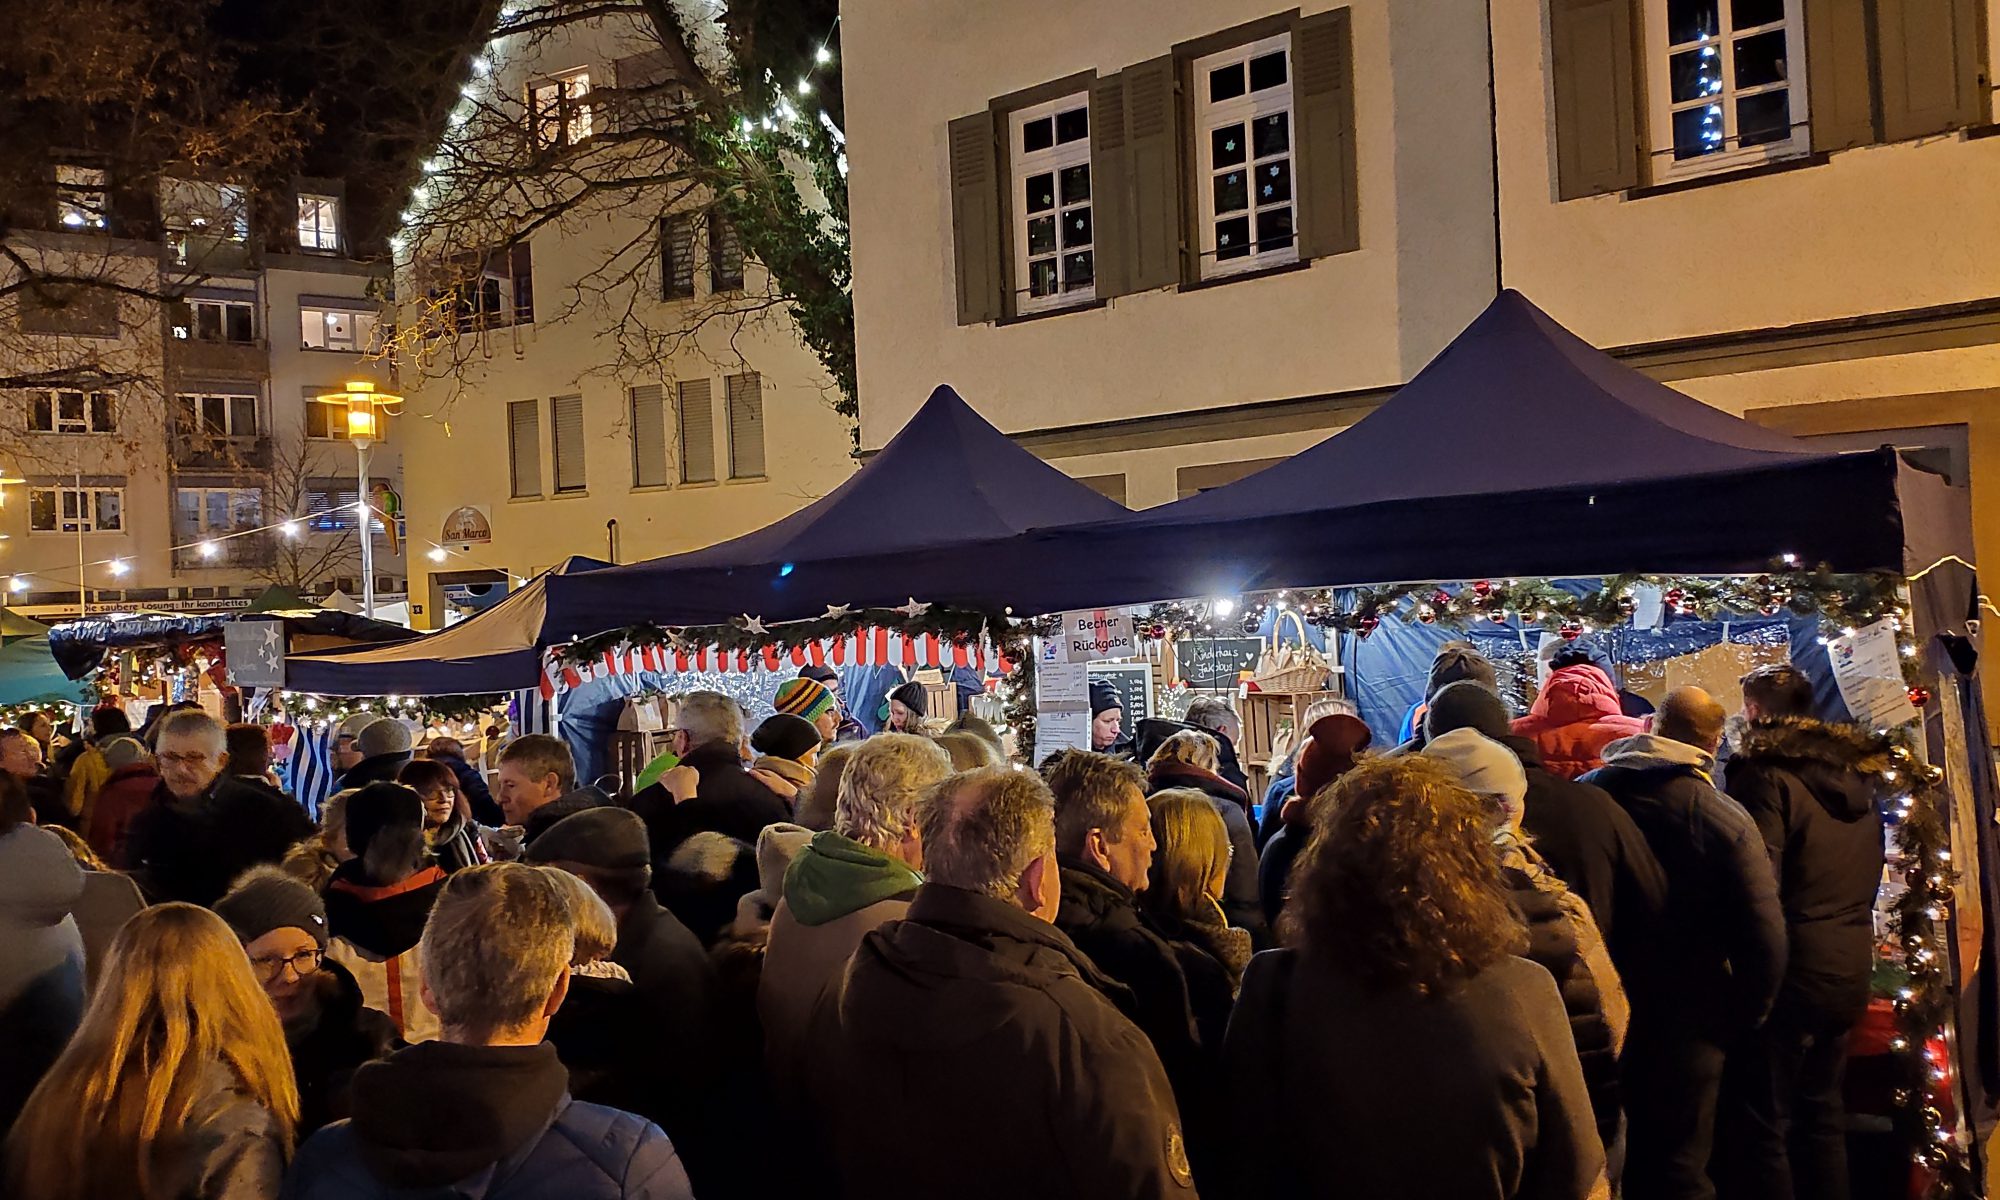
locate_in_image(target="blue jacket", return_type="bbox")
[282,1041,692,1200]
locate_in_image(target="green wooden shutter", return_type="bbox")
[948,112,1004,324]
[1805,0,1878,151]
[1877,0,1985,141]
[1551,0,1641,199]
[1089,73,1131,298]
[1122,56,1184,292]
[1293,7,1360,259]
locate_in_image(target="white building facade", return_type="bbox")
[3,175,405,619]
[394,12,855,629]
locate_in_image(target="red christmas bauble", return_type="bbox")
[1909,686,1933,708]
[1664,587,1686,610]
[1358,614,1381,632]
[1416,606,1437,625]
[1147,624,1167,640]
[1560,622,1584,641]
[1432,589,1452,607]
[1489,611,1509,625]
[1473,580,1494,598]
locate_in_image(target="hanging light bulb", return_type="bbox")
[199,540,218,559]
[282,521,301,538]
[1213,598,1236,618]
[107,559,128,577]
[5,576,22,593]
[428,546,447,563]
[815,46,832,64]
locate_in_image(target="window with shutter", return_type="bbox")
[1191,34,1300,279]
[1876,0,1984,140]
[661,215,696,299]
[1552,0,1642,197]
[1640,0,1811,181]
[710,215,746,292]
[629,384,669,488]
[508,399,542,498]
[552,394,586,493]
[948,113,1005,324]
[1007,95,1096,312]
[678,380,716,483]
[727,372,765,479]
[1293,9,1359,258]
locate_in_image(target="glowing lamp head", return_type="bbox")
[107,558,128,577]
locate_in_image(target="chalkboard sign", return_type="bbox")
[1177,638,1264,690]
[1088,663,1154,724]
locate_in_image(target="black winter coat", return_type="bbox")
[289,958,400,1134]
[634,742,791,865]
[1587,748,1787,1035]
[546,972,657,1116]
[1724,718,1887,1024]
[1504,863,1621,1151]
[812,884,1195,1200]
[125,777,315,907]
[607,893,722,1186]
[522,785,612,845]
[1508,734,1668,964]
[1054,860,1220,1192]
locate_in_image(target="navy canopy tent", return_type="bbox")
[1011,290,1917,613]
[541,385,1129,635]
[285,557,609,696]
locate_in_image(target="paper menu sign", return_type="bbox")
[1826,619,1920,730]
[1036,660,1088,708]
[1035,708,1094,757]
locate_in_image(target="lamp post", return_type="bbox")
[312,381,400,618]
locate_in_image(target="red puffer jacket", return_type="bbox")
[1512,665,1647,780]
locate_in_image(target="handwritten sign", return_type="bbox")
[1178,637,1264,690]
[1051,609,1137,663]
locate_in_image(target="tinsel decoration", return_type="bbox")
[1881,733,1976,1195]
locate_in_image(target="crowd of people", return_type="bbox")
[0,646,1891,1199]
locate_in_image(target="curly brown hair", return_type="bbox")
[1285,756,1523,995]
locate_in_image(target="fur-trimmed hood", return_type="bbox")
[1731,717,1886,820]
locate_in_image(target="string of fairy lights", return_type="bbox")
[0,498,524,600]
[390,5,845,260]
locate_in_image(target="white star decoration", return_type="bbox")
[894,598,931,619]
[822,604,856,620]
[739,614,769,637]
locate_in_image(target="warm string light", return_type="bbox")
[6,503,373,591]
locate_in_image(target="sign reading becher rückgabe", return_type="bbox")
[1056,608,1136,663]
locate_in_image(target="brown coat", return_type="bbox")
[758,893,910,1114]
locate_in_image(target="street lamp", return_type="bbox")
[312,380,401,618]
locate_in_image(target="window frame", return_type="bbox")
[55,165,108,230]
[179,297,257,344]
[1006,92,1097,315]
[299,304,378,352]
[176,391,262,439]
[30,389,116,434]
[297,194,341,253]
[1190,31,1301,281]
[529,69,594,149]
[1641,0,1812,182]
[29,485,123,533]
[175,486,264,536]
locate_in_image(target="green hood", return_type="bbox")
[783,831,923,926]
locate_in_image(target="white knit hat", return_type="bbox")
[1423,727,1528,823]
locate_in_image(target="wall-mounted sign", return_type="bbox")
[440,505,492,545]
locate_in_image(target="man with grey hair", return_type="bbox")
[759,733,949,1115]
[812,766,1194,1198]
[124,709,312,906]
[634,690,787,865]
[286,863,694,1199]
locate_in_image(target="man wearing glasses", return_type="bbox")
[216,866,398,1133]
[123,710,314,906]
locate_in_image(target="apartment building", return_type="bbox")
[3,169,405,619]
[394,12,854,629]
[844,0,1998,528]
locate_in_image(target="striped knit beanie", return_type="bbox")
[774,677,836,723]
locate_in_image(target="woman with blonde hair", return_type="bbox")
[282,789,355,892]
[1146,729,1262,940]
[4,902,297,1200]
[1144,789,1251,1048]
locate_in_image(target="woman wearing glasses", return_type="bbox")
[215,866,399,1134]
